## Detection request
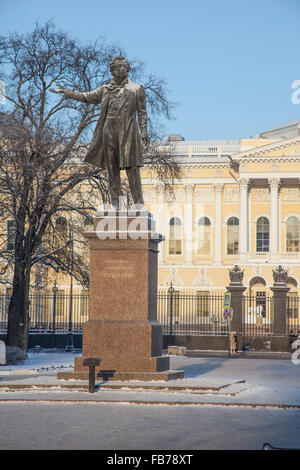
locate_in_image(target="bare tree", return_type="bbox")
[0,21,180,354]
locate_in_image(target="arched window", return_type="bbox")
[169,217,182,255]
[248,277,267,319]
[198,217,211,255]
[55,216,68,248]
[286,216,300,252]
[227,217,239,255]
[256,217,269,252]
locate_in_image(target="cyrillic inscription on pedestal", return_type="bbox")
[58,210,184,382]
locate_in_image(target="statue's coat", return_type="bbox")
[64,79,148,170]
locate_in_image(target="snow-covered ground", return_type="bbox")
[0,351,300,450]
[0,350,80,373]
[0,350,299,408]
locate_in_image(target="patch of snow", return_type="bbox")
[0,351,80,372]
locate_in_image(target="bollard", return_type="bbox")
[82,357,101,393]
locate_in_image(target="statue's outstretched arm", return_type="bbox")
[50,83,103,104]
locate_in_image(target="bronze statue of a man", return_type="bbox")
[51,56,149,209]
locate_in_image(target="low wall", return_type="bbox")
[163,335,229,351]
[0,333,293,352]
[0,334,82,350]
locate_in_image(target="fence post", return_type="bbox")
[226,265,246,351]
[270,265,290,352]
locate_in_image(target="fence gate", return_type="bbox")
[242,294,273,337]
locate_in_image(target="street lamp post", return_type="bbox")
[65,232,74,352]
[168,284,175,335]
[52,281,58,348]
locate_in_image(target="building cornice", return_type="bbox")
[177,162,229,170]
[234,135,300,161]
[239,156,300,164]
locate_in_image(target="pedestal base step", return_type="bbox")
[57,370,184,382]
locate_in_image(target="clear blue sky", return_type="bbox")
[1,0,300,140]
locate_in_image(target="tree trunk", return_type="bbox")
[6,258,31,351]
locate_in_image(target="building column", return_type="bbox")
[156,183,165,265]
[184,184,194,264]
[269,178,280,260]
[238,178,249,261]
[213,183,223,264]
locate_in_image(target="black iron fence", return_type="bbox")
[0,293,89,334]
[157,289,228,336]
[1,291,299,338]
[0,290,228,336]
[287,295,300,335]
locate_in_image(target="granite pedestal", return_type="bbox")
[58,210,184,382]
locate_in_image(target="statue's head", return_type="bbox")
[110,56,130,74]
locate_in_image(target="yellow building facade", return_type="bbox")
[3,120,300,304]
[139,122,300,301]
[1,118,300,343]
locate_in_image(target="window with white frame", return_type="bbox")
[198,217,211,255]
[286,216,300,252]
[227,217,239,255]
[256,217,269,252]
[169,217,182,255]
